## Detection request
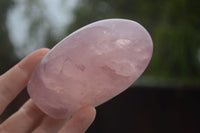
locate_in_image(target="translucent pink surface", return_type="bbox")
[27,19,153,119]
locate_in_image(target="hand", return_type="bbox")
[0,48,96,133]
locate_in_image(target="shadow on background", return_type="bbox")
[89,86,200,133]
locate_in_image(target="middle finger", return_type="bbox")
[32,116,67,133]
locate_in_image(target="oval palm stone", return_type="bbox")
[27,19,153,119]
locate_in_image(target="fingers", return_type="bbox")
[0,48,96,133]
[59,106,96,133]
[32,116,67,133]
[0,48,49,114]
[32,106,96,133]
[0,103,96,133]
[0,100,45,133]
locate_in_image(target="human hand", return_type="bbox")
[0,48,96,133]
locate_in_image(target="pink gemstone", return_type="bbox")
[27,19,153,119]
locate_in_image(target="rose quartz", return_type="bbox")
[27,19,153,119]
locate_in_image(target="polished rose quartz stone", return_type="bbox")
[27,19,153,119]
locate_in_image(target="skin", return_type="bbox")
[0,48,96,133]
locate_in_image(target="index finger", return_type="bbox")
[0,48,49,114]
